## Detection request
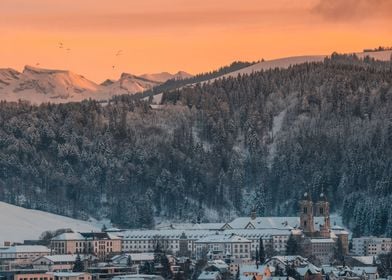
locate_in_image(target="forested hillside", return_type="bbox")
[0,53,391,236]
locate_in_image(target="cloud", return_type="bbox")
[312,0,392,21]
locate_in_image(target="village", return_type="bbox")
[0,193,391,280]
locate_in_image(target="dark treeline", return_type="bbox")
[0,53,392,236]
[119,61,256,101]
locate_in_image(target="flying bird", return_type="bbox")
[115,50,123,56]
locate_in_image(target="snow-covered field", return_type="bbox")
[203,50,392,84]
[0,201,102,244]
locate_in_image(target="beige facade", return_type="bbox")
[14,272,91,280]
[50,233,121,260]
[51,272,91,280]
[303,238,335,264]
[14,273,54,280]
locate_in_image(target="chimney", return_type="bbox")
[251,209,257,220]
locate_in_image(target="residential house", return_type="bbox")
[32,254,96,272]
[352,267,379,280]
[0,246,51,266]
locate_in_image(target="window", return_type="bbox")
[303,207,308,214]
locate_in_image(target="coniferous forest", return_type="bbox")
[0,54,392,237]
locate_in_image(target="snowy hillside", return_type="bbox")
[203,50,392,84]
[0,201,101,244]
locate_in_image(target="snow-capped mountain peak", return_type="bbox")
[140,71,193,83]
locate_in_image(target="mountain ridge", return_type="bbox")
[0,50,390,104]
[0,66,193,103]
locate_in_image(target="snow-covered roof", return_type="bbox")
[271,277,296,280]
[227,216,326,230]
[197,271,220,280]
[296,264,321,276]
[309,238,335,244]
[331,226,350,235]
[269,255,308,264]
[321,265,337,274]
[156,223,225,231]
[52,232,85,241]
[1,245,50,253]
[351,256,375,265]
[34,254,94,263]
[239,264,270,274]
[52,232,120,241]
[207,260,229,270]
[50,272,88,277]
[112,253,154,262]
[106,233,122,240]
[36,254,77,263]
[112,275,164,280]
[224,229,292,238]
[352,267,378,275]
[195,234,250,244]
[120,228,291,241]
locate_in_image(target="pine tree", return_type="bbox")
[335,238,345,263]
[286,234,299,255]
[154,242,163,264]
[127,255,132,267]
[259,238,265,264]
[253,183,266,216]
[140,262,154,275]
[161,255,172,279]
[72,254,84,272]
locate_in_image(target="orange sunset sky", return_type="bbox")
[1,0,391,83]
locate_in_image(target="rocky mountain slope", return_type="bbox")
[0,66,192,103]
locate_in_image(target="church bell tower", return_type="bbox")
[316,192,330,237]
[300,192,315,235]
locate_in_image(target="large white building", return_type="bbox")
[116,226,293,260]
[351,237,392,256]
[194,233,251,260]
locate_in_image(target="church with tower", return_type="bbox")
[299,191,349,264]
[300,191,331,238]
